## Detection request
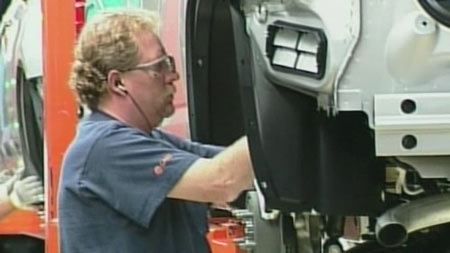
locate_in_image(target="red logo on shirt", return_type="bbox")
[153,154,172,176]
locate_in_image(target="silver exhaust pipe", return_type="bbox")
[376,192,450,248]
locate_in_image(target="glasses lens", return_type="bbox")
[128,55,176,75]
[150,56,175,74]
[161,56,175,73]
[151,59,165,73]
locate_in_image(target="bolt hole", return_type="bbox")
[402,135,417,149]
[401,99,416,114]
[422,21,428,26]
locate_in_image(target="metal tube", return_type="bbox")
[376,192,450,247]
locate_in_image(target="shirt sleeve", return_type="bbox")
[78,127,199,228]
[153,129,225,158]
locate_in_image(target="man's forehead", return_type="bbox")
[136,32,166,62]
[143,47,166,63]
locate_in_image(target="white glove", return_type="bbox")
[0,169,22,203]
[9,175,44,210]
[0,176,17,203]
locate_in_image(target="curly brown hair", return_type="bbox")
[70,9,159,110]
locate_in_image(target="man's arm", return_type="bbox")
[168,136,254,203]
[155,130,224,158]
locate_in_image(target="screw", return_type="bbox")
[260,181,268,189]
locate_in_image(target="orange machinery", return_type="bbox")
[42,0,78,252]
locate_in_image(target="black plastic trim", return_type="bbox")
[16,67,43,179]
[185,0,214,142]
[185,0,246,145]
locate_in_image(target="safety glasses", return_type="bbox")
[124,55,176,75]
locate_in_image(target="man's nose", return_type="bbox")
[165,70,180,82]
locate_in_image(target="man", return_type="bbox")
[58,9,254,253]
[0,169,44,218]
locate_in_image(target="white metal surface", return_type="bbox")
[20,0,43,79]
[375,93,450,156]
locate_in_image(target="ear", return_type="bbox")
[107,70,126,95]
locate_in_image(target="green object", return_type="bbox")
[85,0,142,21]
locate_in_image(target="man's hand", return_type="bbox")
[0,168,22,203]
[9,175,44,210]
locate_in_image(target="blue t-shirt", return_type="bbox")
[58,111,223,253]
